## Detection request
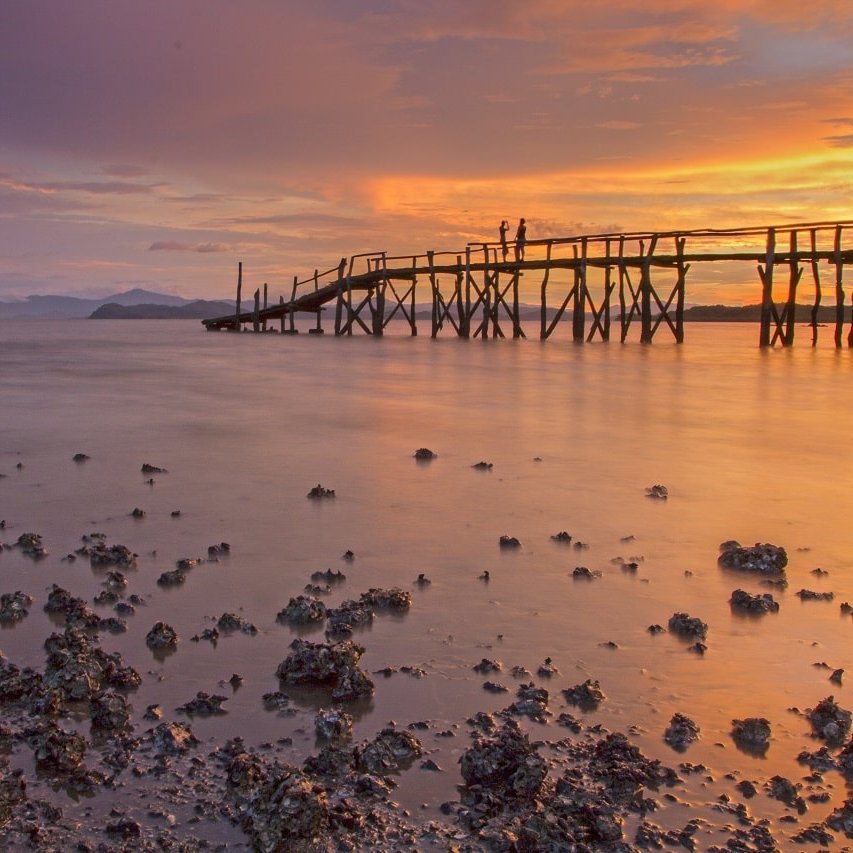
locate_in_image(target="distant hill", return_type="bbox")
[0,288,198,319]
[682,303,842,322]
[90,300,235,319]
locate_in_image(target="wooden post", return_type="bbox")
[675,236,687,344]
[540,241,552,340]
[463,249,472,339]
[758,228,776,347]
[428,251,439,338]
[603,238,612,341]
[311,269,323,334]
[234,261,242,331]
[252,289,260,332]
[512,270,521,338]
[783,230,800,346]
[279,295,285,333]
[573,239,587,342]
[809,229,821,347]
[834,226,844,348]
[287,276,297,333]
[411,256,419,336]
[640,237,656,343]
[262,282,268,331]
[618,237,628,342]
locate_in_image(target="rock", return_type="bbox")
[207,542,230,557]
[151,721,198,754]
[414,448,436,460]
[550,531,572,542]
[90,691,131,731]
[217,612,257,634]
[572,566,601,580]
[130,507,146,518]
[307,484,335,499]
[796,588,835,601]
[766,775,806,813]
[483,681,508,693]
[473,658,501,674]
[145,621,178,650]
[645,484,668,499]
[141,463,167,473]
[359,587,412,611]
[276,639,374,701]
[143,704,162,721]
[499,535,521,549]
[105,818,142,840]
[667,612,708,640]
[826,797,853,837]
[44,586,100,630]
[88,542,137,568]
[563,678,605,710]
[459,720,546,800]
[30,723,86,772]
[326,600,373,637]
[472,461,492,470]
[729,589,779,613]
[72,453,90,462]
[311,568,346,584]
[838,741,853,778]
[156,568,187,587]
[177,691,228,716]
[314,708,353,740]
[355,726,422,773]
[505,682,550,722]
[277,595,328,625]
[731,717,771,753]
[226,749,329,846]
[808,696,852,744]
[831,668,844,685]
[664,713,700,750]
[537,657,559,677]
[15,532,47,559]
[718,541,787,574]
[647,624,666,635]
[0,591,33,624]
[415,573,431,586]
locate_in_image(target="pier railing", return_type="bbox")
[202,220,853,346]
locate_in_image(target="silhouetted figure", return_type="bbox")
[499,220,509,261]
[514,218,527,261]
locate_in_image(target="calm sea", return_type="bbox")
[1,319,852,836]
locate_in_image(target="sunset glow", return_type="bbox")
[1,0,852,303]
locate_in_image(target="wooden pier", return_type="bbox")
[202,221,853,346]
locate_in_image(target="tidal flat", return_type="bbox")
[0,320,852,849]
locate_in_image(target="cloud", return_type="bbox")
[823,134,853,148]
[148,241,229,253]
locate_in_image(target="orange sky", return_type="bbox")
[1,0,852,303]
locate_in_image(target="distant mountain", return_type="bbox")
[682,303,842,322]
[90,300,236,319]
[0,288,199,319]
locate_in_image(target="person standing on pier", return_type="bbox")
[499,220,509,261]
[514,218,527,261]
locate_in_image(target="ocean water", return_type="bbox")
[1,318,852,839]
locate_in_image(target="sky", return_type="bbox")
[1,0,852,304]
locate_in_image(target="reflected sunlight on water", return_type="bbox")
[1,319,852,833]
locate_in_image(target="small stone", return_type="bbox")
[414,448,436,460]
[645,484,668,499]
[307,483,335,499]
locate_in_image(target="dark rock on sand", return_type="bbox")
[326,600,374,637]
[0,591,33,624]
[668,612,708,640]
[177,691,228,716]
[15,532,47,559]
[718,540,787,574]
[499,535,521,549]
[145,621,178,650]
[414,448,436,460]
[645,484,669,499]
[314,708,353,740]
[151,721,198,754]
[472,461,492,470]
[277,595,328,625]
[563,678,605,710]
[307,484,335,499]
[550,531,572,542]
[572,566,601,580]
[217,612,258,634]
[276,638,374,701]
[473,658,502,674]
[90,690,131,731]
[72,453,90,462]
[355,726,422,773]
[797,588,835,601]
[664,713,700,751]
[731,717,771,754]
[808,696,852,744]
[141,463,167,474]
[730,588,779,613]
